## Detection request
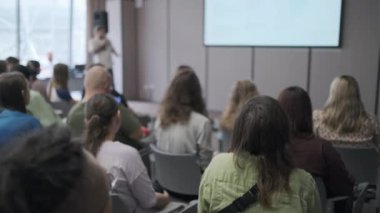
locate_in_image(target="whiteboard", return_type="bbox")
[204,0,342,47]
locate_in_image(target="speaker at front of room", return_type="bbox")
[93,10,108,32]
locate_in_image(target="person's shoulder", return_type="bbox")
[105,141,140,158]
[191,111,209,121]
[289,168,316,191]
[29,90,40,97]
[190,111,210,127]
[308,135,329,145]
[29,90,47,103]
[206,153,234,171]
[68,102,85,116]
[117,104,135,117]
[17,113,41,128]
[23,113,40,122]
[66,102,85,124]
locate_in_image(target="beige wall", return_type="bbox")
[117,0,380,115]
[106,1,138,99]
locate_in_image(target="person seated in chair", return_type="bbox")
[67,65,143,149]
[12,65,61,127]
[219,80,259,151]
[84,94,170,212]
[313,75,380,150]
[0,72,41,145]
[278,86,354,213]
[27,60,49,100]
[0,125,111,213]
[198,96,321,213]
[47,63,75,104]
[155,66,213,171]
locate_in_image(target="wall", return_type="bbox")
[135,0,380,114]
[106,0,138,99]
[106,0,123,93]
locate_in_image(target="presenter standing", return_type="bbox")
[88,25,118,75]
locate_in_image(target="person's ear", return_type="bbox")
[22,89,30,105]
[115,110,121,127]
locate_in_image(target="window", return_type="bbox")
[0,0,17,59]
[72,0,87,66]
[0,0,86,74]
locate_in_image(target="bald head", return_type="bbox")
[84,65,111,94]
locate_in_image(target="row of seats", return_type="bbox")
[146,144,379,213]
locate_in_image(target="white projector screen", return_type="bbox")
[204,0,342,47]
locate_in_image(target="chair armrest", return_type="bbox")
[328,196,349,202]
[353,182,370,213]
[326,196,349,213]
[157,202,186,213]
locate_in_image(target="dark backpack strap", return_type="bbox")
[219,184,259,213]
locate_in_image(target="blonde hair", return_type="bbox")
[321,75,369,133]
[220,80,259,131]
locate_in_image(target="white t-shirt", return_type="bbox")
[88,38,115,69]
[154,111,213,170]
[96,141,156,213]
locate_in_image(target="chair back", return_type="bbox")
[181,201,198,213]
[139,143,152,177]
[111,193,129,213]
[334,146,379,184]
[150,145,201,196]
[352,182,369,213]
[51,101,72,118]
[218,130,231,152]
[314,177,327,211]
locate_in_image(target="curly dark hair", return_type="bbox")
[0,125,84,213]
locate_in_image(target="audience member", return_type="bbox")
[155,66,213,170]
[0,72,41,144]
[82,63,129,107]
[0,60,6,74]
[12,65,61,127]
[84,94,170,212]
[219,80,259,151]
[27,60,48,100]
[313,75,380,149]
[198,96,320,212]
[0,125,111,213]
[27,60,41,80]
[47,63,74,104]
[5,56,19,72]
[278,86,354,212]
[67,65,143,149]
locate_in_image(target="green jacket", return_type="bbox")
[198,153,321,213]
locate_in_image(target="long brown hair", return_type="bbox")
[278,86,313,137]
[48,63,69,98]
[84,94,118,156]
[159,66,206,128]
[220,80,259,131]
[230,96,294,207]
[321,75,368,133]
